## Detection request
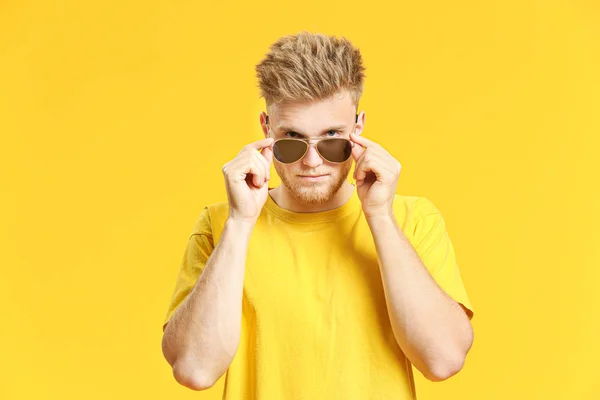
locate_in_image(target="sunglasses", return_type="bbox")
[266,114,358,164]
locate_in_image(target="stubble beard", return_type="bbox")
[275,161,352,205]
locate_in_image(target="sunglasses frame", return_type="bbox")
[265,114,359,164]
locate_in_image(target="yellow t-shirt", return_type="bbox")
[162,185,474,399]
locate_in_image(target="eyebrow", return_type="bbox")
[275,124,348,137]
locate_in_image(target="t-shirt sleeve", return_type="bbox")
[412,197,475,320]
[162,207,215,332]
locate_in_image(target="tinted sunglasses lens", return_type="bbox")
[317,138,352,163]
[273,140,307,163]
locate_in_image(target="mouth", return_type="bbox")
[298,174,329,182]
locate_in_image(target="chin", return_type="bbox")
[292,185,334,205]
[275,161,352,205]
[284,175,347,205]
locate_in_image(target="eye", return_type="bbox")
[284,130,340,138]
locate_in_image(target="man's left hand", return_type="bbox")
[350,132,402,220]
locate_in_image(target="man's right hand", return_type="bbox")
[222,137,274,224]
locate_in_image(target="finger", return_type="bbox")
[252,149,271,181]
[245,137,275,151]
[355,153,383,182]
[351,142,365,161]
[349,132,376,148]
[355,159,379,187]
[222,158,251,182]
[261,144,274,166]
[371,152,401,176]
[227,156,266,188]
[247,158,266,188]
[355,157,371,182]
[353,148,368,180]
[357,155,396,185]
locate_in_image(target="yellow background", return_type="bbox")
[2,0,599,399]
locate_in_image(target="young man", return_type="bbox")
[161,31,475,399]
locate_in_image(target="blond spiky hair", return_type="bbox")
[255,31,366,108]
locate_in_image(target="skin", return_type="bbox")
[162,89,474,390]
[259,90,362,213]
[261,89,474,381]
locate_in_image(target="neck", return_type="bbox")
[269,181,355,213]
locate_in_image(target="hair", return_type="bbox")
[255,31,366,109]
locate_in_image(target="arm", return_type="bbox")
[348,132,473,382]
[366,213,474,382]
[161,218,255,391]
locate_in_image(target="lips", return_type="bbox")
[298,174,329,182]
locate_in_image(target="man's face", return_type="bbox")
[265,90,360,205]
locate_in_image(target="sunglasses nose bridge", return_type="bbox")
[303,141,324,164]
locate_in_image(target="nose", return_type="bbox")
[302,143,324,168]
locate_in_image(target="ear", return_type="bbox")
[260,112,270,138]
[353,111,366,136]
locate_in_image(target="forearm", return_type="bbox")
[162,218,254,389]
[366,214,473,381]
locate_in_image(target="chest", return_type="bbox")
[242,223,389,329]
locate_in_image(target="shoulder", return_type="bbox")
[390,194,446,240]
[391,193,440,222]
[407,196,449,246]
[189,200,230,238]
[409,195,443,218]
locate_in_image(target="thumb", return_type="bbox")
[261,145,274,165]
[351,142,364,161]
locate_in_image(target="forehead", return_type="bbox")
[268,91,355,134]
